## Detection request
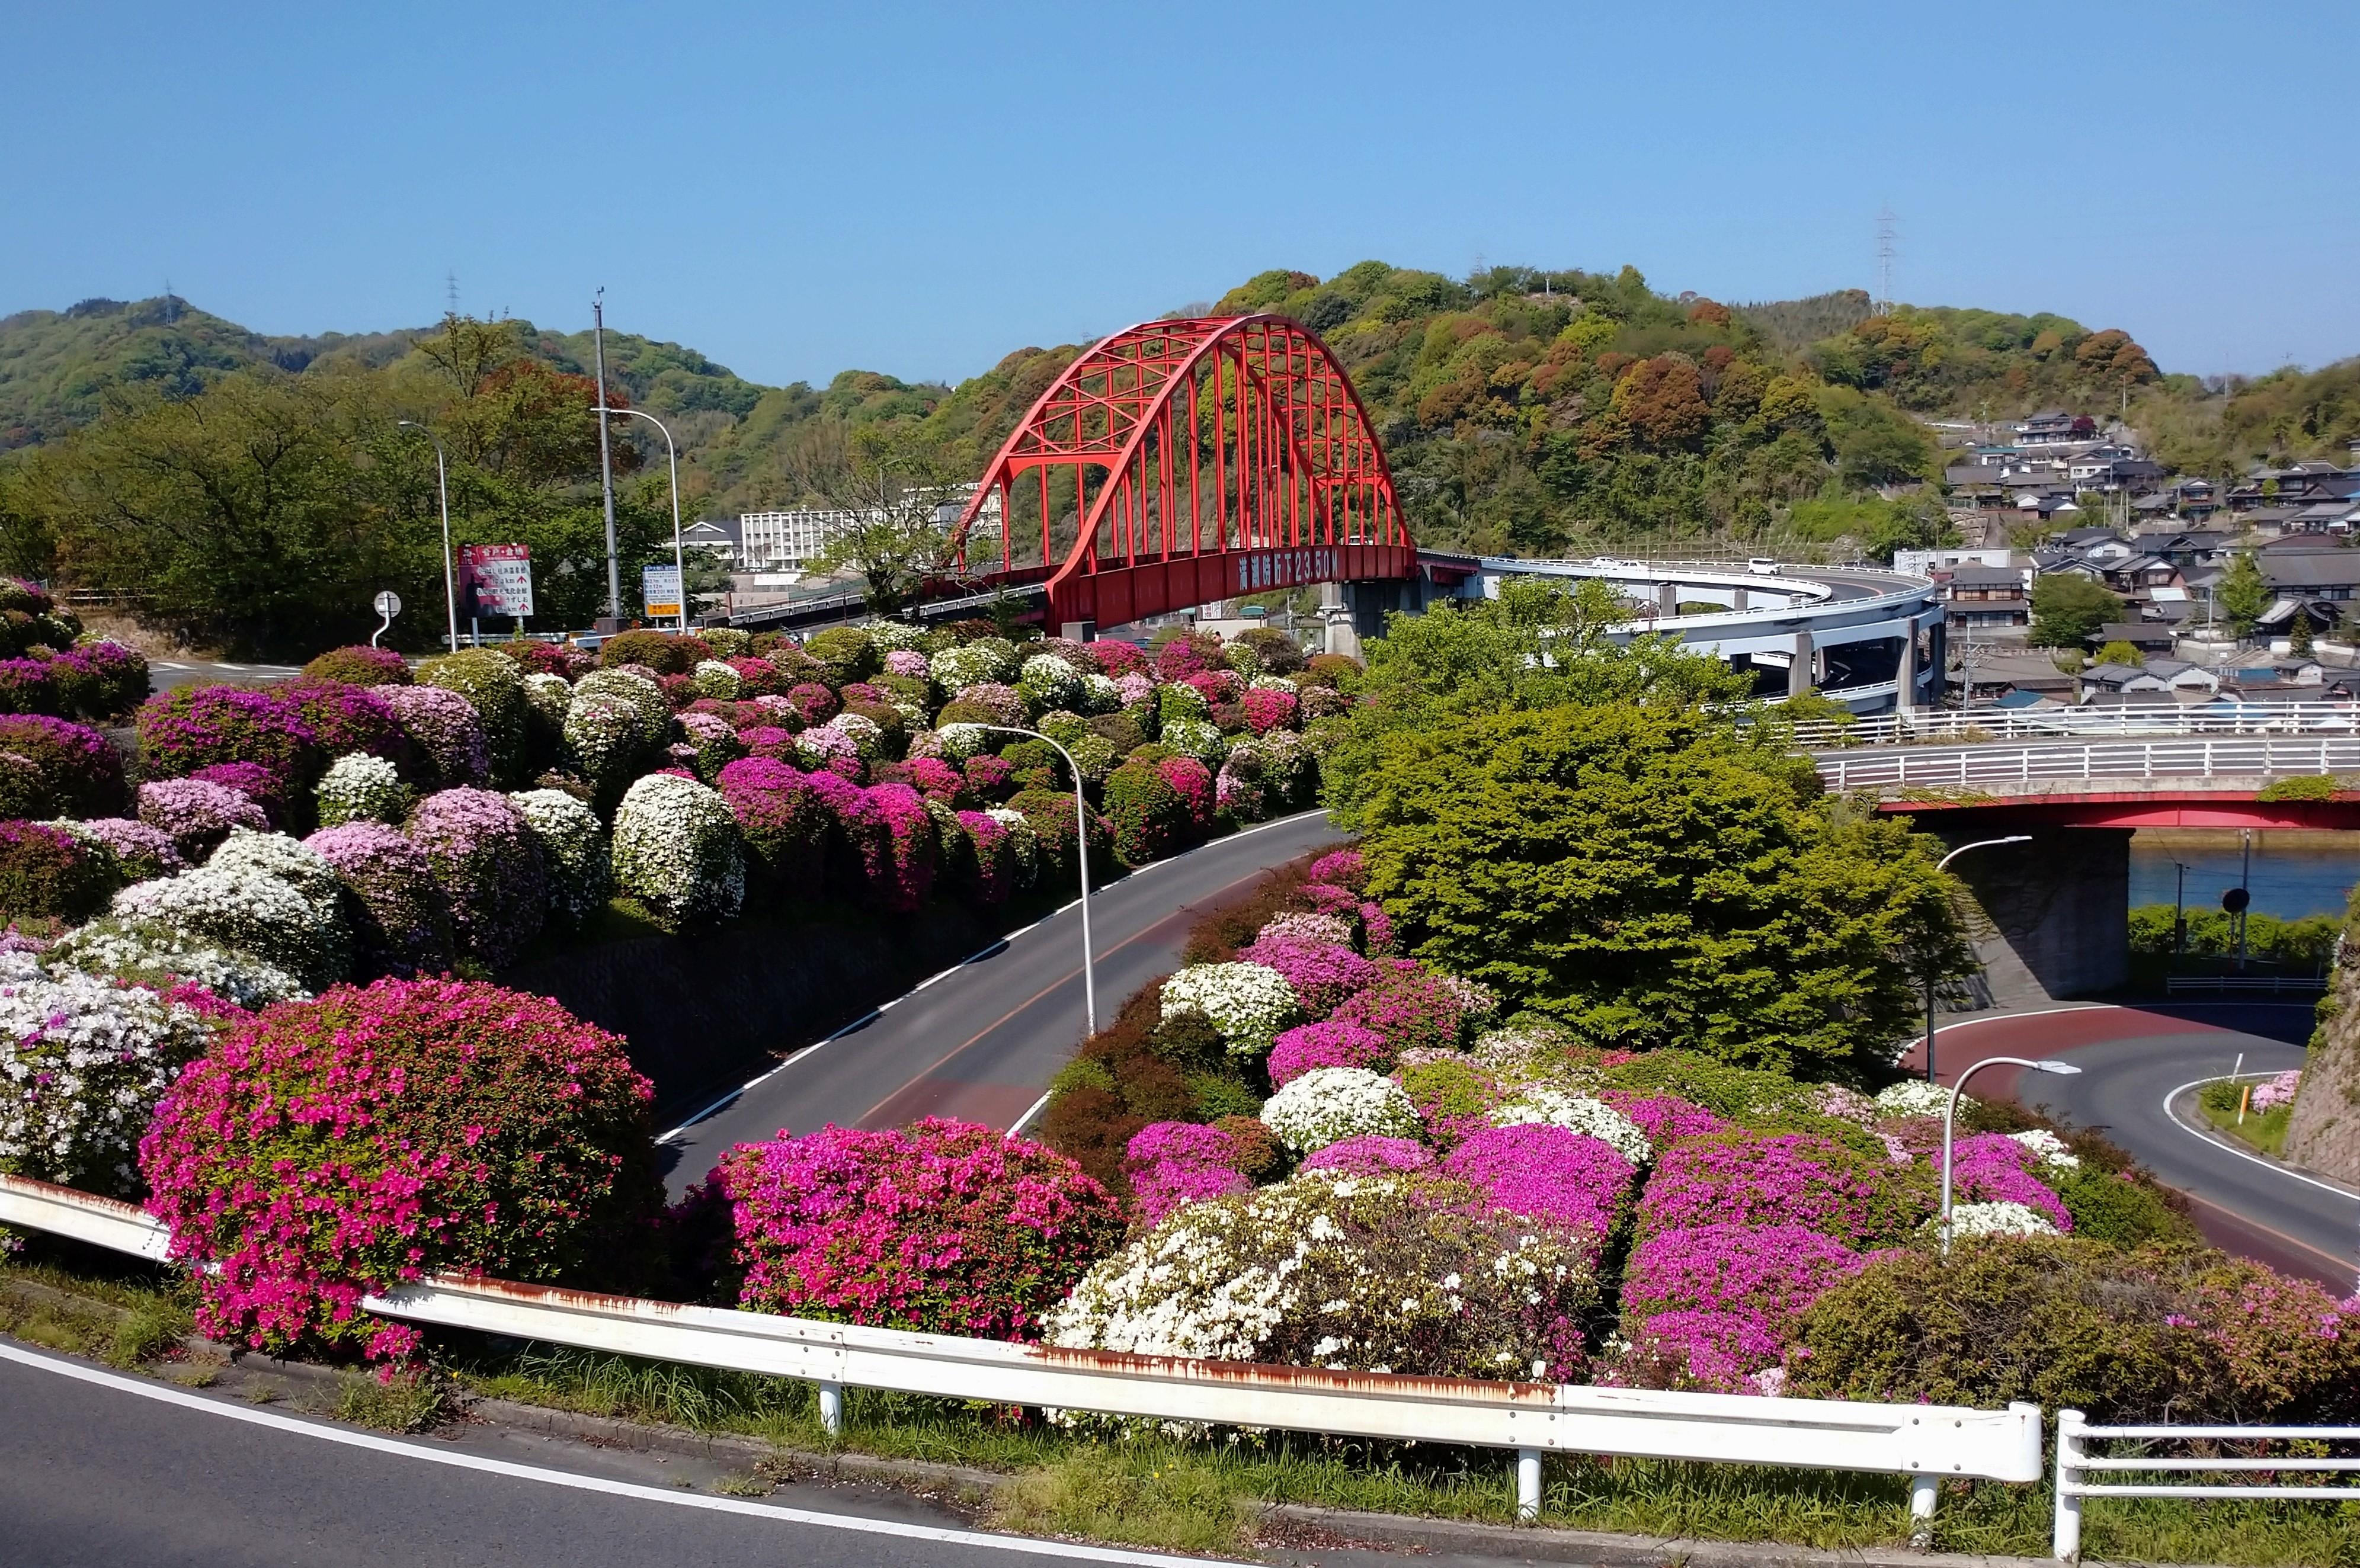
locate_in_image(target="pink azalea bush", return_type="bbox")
[405,788,547,967]
[1238,933,1379,1016]
[715,1117,1121,1339]
[1306,848,1366,889]
[0,714,131,819]
[1601,1091,1729,1148]
[955,810,1016,905]
[1618,1310,1787,1395]
[384,685,489,788]
[138,778,270,861]
[1240,686,1298,735]
[305,822,455,978]
[1267,1019,1389,1086]
[1330,961,1495,1055]
[135,685,319,796]
[71,817,185,883]
[716,757,833,892]
[1622,1223,1872,1343]
[1154,755,1215,833]
[139,979,661,1362]
[862,782,938,913]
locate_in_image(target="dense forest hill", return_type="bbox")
[4,268,2357,652]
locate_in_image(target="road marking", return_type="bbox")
[0,1341,1249,1567]
[656,811,1336,1144]
[1008,1092,1052,1136]
[2176,1190,2357,1280]
[2163,1075,2360,1205]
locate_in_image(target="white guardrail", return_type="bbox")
[2054,1410,2360,1560]
[1791,702,2360,751]
[2162,974,2329,996]
[1816,737,2360,791]
[0,1171,2038,1527]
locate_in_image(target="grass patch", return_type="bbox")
[2200,1081,2295,1157]
[995,1447,1256,1553]
[0,1248,190,1369]
[333,1374,451,1433]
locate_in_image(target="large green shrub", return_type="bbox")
[803,627,879,687]
[417,649,530,786]
[597,629,710,675]
[1101,762,1188,866]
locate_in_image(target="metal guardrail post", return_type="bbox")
[2054,1408,2086,1560]
[1909,1473,1940,1545]
[818,1380,845,1436]
[1517,1448,1542,1522]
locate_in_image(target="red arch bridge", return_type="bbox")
[732,316,1430,633]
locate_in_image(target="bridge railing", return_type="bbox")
[1817,737,2360,791]
[2162,974,2329,996]
[2054,1410,2360,1560]
[1792,703,2360,752]
[0,1171,2042,1528]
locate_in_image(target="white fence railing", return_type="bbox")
[1791,702,2360,751]
[2162,974,2329,996]
[0,1172,2039,1527]
[2054,1410,2360,1560]
[1817,737,2360,791]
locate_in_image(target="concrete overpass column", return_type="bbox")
[1943,826,2131,1008]
[1324,582,1362,659]
[1734,586,1750,611]
[1658,582,1679,617]
[1896,623,1919,713]
[1788,629,1814,698]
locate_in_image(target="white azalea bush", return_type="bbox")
[109,851,348,993]
[934,722,991,762]
[314,752,410,828]
[1159,716,1227,767]
[1874,1080,1963,1118]
[1043,1172,1596,1378]
[930,642,1015,690]
[1488,1086,1652,1165]
[1940,1200,2059,1239]
[46,921,305,1009]
[511,788,611,926]
[1016,655,1083,713]
[206,830,345,928]
[692,659,742,700]
[984,806,1040,889]
[0,963,216,1194]
[1080,672,1123,714]
[2007,1127,2082,1169]
[1160,961,1298,1055]
[1259,1066,1418,1155]
[611,774,744,931]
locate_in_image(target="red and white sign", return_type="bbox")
[458,544,534,620]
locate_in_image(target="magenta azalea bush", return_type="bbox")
[1330,961,1494,1055]
[1125,1120,1253,1227]
[135,685,319,795]
[405,788,547,967]
[385,686,489,790]
[860,782,937,913]
[1299,1133,1433,1176]
[715,1117,1122,1339]
[1444,1124,1638,1263]
[0,714,130,819]
[716,756,832,892]
[1266,1019,1389,1087]
[139,979,661,1361]
[1635,1131,1932,1248]
[1623,1223,1872,1334]
[1601,1091,1730,1148]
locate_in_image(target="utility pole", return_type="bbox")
[591,290,623,624]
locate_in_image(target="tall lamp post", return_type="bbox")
[396,421,460,653]
[1923,835,2032,1082]
[1940,1054,2083,1258]
[971,724,1096,1035]
[600,406,687,632]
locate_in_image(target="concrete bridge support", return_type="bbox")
[1788,629,1815,698]
[1936,825,2130,1010]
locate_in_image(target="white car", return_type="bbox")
[1747,557,1779,576]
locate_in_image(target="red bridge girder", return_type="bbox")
[949,315,1414,629]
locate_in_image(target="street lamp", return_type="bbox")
[601,406,687,633]
[1923,835,2032,1082]
[396,421,460,653]
[969,724,1096,1035]
[1940,1054,2082,1258]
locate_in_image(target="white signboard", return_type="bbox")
[641,562,683,620]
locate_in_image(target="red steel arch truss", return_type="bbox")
[950,315,1414,629]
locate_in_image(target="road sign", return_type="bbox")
[458,544,534,619]
[642,563,683,620]
[373,590,402,618]
[2221,887,2250,914]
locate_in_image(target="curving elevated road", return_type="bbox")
[655,810,1346,1195]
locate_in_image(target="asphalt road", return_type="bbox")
[0,1345,1234,1568]
[147,658,303,690]
[1909,1003,2360,1287]
[656,810,1347,1195]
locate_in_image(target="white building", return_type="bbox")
[735,485,1004,572]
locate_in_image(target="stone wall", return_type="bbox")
[2284,924,2360,1182]
[499,902,1007,1121]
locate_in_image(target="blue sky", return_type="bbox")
[9,1,2355,389]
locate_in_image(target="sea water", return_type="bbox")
[2128,831,2360,921]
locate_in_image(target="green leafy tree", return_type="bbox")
[796,424,963,616]
[1352,702,1971,1080]
[2093,640,2144,666]
[2217,553,2271,639]
[2288,608,2315,658]
[2027,575,2122,649]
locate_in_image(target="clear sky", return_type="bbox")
[9,1,2355,389]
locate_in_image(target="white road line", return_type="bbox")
[0,1341,1247,1567]
[2163,1075,2360,1205]
[654,810,1333,1144]
[1008,1092,1052,1136]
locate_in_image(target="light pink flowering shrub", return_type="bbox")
[715,1117,1121,1339]
[138,778,268,861]
[405,788,547,967]
[384,685,489,789]
[1237,932,1379,1016]
[1330,960,1495,1055]
[1299,1133,1433,1176]
[139,979,660,1362]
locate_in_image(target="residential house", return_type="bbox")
[1940,563,2030,634]
[1949,650,2077,704]
[2014,410,2087,446]
[2082,663,2175,696]
[677,517,740,562]
[2258,546,2360,604]
[2098,553,2180,598]
[2141,659,2222,695]
[2087,621,2176,656]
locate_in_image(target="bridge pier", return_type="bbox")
[1788,629,1815,698]
[1896,624,1917,713]
[1658,582,1679,617]
[1936,826,2130,1010]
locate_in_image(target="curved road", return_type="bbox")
[656,810,1345,1195]
[0,1343,1234,1568]
[1907,1004,2359,1288]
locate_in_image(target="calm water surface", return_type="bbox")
[2128,836,2360,920]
